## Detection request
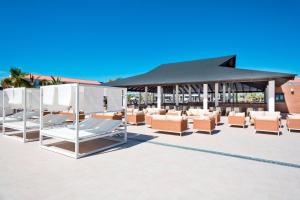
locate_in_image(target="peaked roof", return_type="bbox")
[105,55,296,87]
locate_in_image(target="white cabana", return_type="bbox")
[39,83,127,159]
[0,90,14,120]
[2,87,40,142]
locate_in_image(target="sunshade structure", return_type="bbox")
[2,87,40,142]
[39,83,127,159]
[105,55,296,111]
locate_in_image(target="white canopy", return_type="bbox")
[3,87,40,110]
[41,84,126,113]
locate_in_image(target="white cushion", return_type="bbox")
[152,115,166,120]
[236,112,245,117]
[166,115,183,121]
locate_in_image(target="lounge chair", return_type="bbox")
[228,112,246,128]
[3,113,68,141]
[151,115,188,136]
[193,115,215,134]
[287,114,300,132]
[254,116,280,136]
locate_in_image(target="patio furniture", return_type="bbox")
[193,115,215,134]
[258,107,264,111]
[249,111,265,125]
[225,107,232,116]
[254,116,280,136]
[210,111,221,125]
[186,109,209,120]
[215,107,222,115]
[59,111,85,121]
[143,108,166,127]
[286,114,300,132]
[233,107,240,113]
[40,83,128,159]
[92,112,123,120]
[228,112,246,128]
[2,87,40,142]
[151,115,188,136]
[166,110,182,116]
[127,109,145,125]
[246,107,254,116]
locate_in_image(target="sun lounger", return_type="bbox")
[42,119,123,141]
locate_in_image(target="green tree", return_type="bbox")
[0,67,31,88]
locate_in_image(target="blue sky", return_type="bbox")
[0,0,299,82]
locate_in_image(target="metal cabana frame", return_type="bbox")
[39,83,128,159]
[2,87,40,143]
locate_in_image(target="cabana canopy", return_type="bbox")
[105,55,295,93]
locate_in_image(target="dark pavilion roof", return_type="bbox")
[105,55,296,93]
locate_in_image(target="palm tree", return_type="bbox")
[0,67,31,88]
[50,76,63,85]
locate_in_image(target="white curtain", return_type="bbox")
[43,85,57,106]
[26,88,40,110]
[106,87,123,112]
[80,85,104,113]
[4,88,24,109]
[57,84,75,107]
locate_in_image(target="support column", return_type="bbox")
[172,86,176,104]
[144,86,148,106]
[215,83,219,107]
[203,84,208,110]
[175,85,179,107]
[227,83,231,103]
[268,80,275,112]
[138,92,141,107]
[157,86,162,109]
[188,85,192,103]
[223,83,226,102]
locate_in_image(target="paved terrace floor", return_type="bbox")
[1,117,300,200]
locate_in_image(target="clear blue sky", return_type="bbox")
[0,0,299,82]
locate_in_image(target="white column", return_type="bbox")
[268,80,275,112]
[175,84,179,106]
[157,86,162,109]
[144,86,148,106]
[223,83,226,102]
[265,85,269,104]
[188,85,192,103]
[215,83,219,107]
[203,84,208,110]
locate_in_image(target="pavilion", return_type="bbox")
[105,55,296,112]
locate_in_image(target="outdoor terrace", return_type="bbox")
[1,116,300,199]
